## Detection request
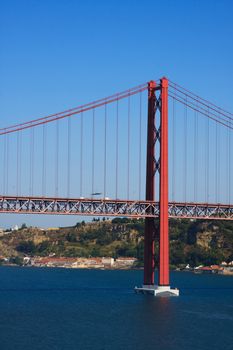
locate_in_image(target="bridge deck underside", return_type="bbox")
[0,196,233,220]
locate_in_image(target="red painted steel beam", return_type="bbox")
[159,77,170,287]
[144,81,156,286]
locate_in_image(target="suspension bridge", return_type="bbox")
[0,77,232,296]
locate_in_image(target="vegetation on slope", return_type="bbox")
[0,218,232,267]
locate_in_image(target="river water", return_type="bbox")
[0,267,232,350]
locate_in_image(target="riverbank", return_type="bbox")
[177,264,233,275]
[1,256,140,270]
[1,260,233,275]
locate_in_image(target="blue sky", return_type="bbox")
[0,0,232,228]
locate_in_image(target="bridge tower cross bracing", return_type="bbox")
[143,80,156,286]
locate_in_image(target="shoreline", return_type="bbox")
[1,264,233,275]
[0,264,144,271]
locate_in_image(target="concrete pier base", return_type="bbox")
[134,285,179,297]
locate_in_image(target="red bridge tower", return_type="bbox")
[135,77,179,296]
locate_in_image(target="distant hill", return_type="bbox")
[0,218,233,267]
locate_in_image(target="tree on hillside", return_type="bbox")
[16,240,36,255]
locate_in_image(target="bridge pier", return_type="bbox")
[135,78,179,297]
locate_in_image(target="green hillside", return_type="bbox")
[0,218,233,267]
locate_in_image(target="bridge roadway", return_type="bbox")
[0,196,233,220]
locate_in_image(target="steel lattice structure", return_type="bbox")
[0,196,233,220]
[168,201,233,220]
